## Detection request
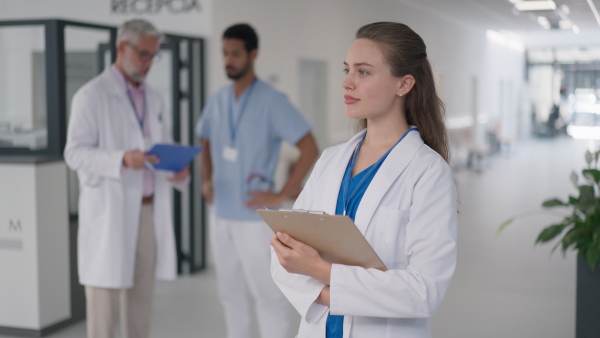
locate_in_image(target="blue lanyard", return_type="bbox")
[340,127,418,216]
[228,79,257,144]
[123,76,147,132]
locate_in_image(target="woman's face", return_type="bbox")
[342,39,403,122]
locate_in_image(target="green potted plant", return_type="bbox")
[498,149,600,338]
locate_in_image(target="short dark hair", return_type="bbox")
[223,23,259,52]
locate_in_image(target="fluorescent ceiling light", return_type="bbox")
[559,20,573,29]
[585,0,600,28]
[515,1,557,11]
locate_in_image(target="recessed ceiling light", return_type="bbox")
[515,1,557,11]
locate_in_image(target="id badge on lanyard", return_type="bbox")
[223,145,239,162]
[223,80,257,163]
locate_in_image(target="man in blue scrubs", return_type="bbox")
[195,23,319,338]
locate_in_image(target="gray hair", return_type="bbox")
[116,19,163,46]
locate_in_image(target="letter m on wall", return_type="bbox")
[9,219,22,233]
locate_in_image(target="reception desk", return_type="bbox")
[0,157,71,336]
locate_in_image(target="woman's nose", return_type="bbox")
[342,74,353,90]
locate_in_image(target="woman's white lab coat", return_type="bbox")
[64,68,182,289]
[271,129,457,338]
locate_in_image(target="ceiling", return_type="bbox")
[405,0,600,33]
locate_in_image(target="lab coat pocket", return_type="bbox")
[373,206,410,268]
[82,173,104,188]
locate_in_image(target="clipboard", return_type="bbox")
[258,209,387,271]
[145,144,202,172]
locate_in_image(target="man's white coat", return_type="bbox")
[65,68,180,288]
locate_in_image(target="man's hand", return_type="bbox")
[271,232,331,285]
[169,166,189,183]
[246,190,285,210]
[123,149,159,170]
[202,180,214,204]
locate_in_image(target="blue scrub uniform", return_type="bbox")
[328,128,417,338]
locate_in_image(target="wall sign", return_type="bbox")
[111,0,202,14]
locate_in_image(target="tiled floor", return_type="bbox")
[1,135,595,338]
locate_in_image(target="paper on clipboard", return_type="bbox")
[258,209,387,271]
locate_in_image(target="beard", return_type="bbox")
[225,61,250,80]
[122,59,148,83]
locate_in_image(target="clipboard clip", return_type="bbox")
[278,208,327,215]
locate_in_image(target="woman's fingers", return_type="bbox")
[276,232,304,251]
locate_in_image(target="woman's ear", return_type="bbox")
[397,75,416,97]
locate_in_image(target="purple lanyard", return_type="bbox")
[340,127,418,216]
[123,75,147,132]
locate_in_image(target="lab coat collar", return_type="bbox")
[97,67,161,145]
[319,130,366,215]
[98,66,128,98]
[324,128,424,235]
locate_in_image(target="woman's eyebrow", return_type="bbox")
[343,61,375,68]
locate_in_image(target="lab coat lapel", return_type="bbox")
[321,131,366,215]
[101,68,145,145]
[353,130,424,235]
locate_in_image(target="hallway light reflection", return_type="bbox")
[567,125,600,139]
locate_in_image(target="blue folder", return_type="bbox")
[145,144,202,172]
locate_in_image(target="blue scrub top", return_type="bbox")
[195,79,311,221]
[327,128,417,338]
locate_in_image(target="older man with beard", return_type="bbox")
[64,19,189,338]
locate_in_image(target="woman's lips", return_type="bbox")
[344,95,359,104]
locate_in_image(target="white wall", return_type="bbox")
[209,0,526,147]
[0,0,212,37]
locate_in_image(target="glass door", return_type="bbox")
[146,34,206,274]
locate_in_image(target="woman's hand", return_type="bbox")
[271,232,331,285]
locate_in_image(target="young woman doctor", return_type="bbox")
[270,22,458,338]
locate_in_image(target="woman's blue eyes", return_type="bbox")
[342,69,369,76]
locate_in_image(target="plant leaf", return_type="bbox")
[582,169,600,185]
[569,195,579,205]
[542,198,567,208]
[562,227,580,252]
[570,171,579,188]
[536,224,565,243]
[578,185,596,212]
[586,150,593,165]
[497,218,514,234]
